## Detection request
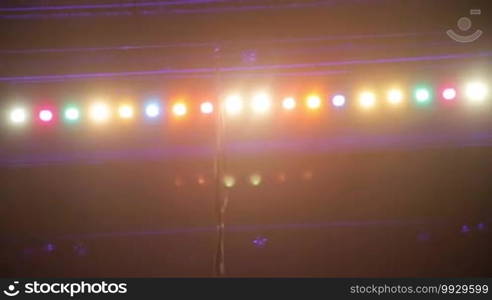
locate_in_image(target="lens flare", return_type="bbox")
[282,97,296,110]
[251,92,272,113]
[465,82,488,102]
[200,101,214,114]
[306,94,321,110]
[359,92,376,108]
[332,94,346,107]
[387,89,403,104]
[225,94,243,115]
[172,102,187,117]
[9,108,27,124]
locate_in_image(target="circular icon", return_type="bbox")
[457,17,472,31]
[3,282,20,297]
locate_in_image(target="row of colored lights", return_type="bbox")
[4,81,489,126]
[173,170,314,188]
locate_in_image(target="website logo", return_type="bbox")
[3,281,127,297]
[447,9,483,43]
[3,281,20,297]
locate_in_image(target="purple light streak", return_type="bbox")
[3,131,492,167]
[0,0,232,12]
[1,52,490,83]
[0,32,438,55]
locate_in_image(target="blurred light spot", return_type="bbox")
[477,222,486,231]
[118,104,134,119]
[465,81,488,102]
[387,89,403,104]
[200,101,214,114]
[197,175,207,186]
[43,243,56,253]
[89,102,110,122]
[251,92,271,114]
[359,91,376,108]
[223,175,236,188]
[461,224,471,234]
[39,109,53,122]
[64,107,80,122]
[9,108,27,124]
[414,87,432,104]
[276,172,287,184]
[442,88,457,100]
[282,97,296,110]
[242,49,257,63]
[73,243,88,256]
[252,236,268,248]
[225,94,243,115]
[172,102,187,117]
[174,177,184,187]
[332,94,346,107]
[302,170,313,181]
[145,102,160,118]
[249,173,262,186]
[306,94,321,110]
